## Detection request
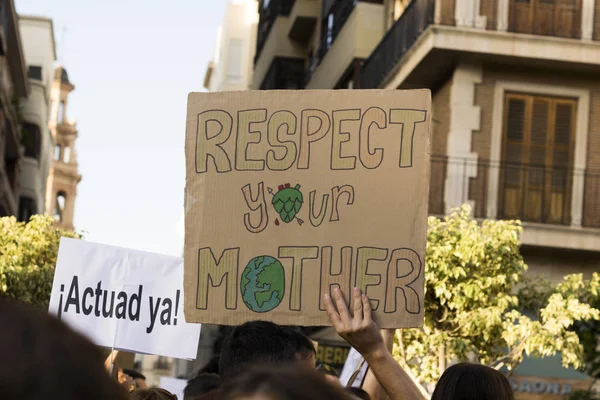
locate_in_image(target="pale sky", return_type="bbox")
[16,0,228,257]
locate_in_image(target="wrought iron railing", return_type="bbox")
[255,0,296,64]
[429,156,600,229]
[360,0,434,89]
[318,0,357,62]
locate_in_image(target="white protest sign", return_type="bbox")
[340,347,368,388]
[48,238,201,359]
[160,377,187,399]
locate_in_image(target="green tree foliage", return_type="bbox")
[393,206,600,389]
[0,215,80,307]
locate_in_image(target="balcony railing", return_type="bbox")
[360,0,586,89]
[318,0,357,62]
[255,0,296,64]
[360,0,434,89]
[429,156,600,229]
[260,57,306,90]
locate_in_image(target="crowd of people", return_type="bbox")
[0,287,515,400]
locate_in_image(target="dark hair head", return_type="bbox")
[346,387,372,400]
[219,321,316,384]
[123,368,146,380]
[431,363,514,400]
[222,365,353,400]
[198,354,220,374]
[0,297,128,400]
[184,373,221,400]
[130,388,177,400]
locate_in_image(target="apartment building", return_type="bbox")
[252,0,600,395]
[17,16,57,222]
[0,0,29,217]
[253,0,600,278]
[204,0,259,91]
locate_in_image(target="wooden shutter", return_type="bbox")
[509,0,581,38]
[500,93,576,224]
[501,95,528,219]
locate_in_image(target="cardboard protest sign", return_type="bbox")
[49,238,201,359]
[184,90,431,328]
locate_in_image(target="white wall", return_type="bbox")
[206,0,258,92]
[18,16,56,214]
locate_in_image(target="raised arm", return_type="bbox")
[324,288,425,400]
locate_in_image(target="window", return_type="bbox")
[508,0,581,38]
[22,123,41,160]
[27,66,43,81]
[54,191,67,223]
[58,101,65,123]
[499,93,576,225]
[226,39,244,83]
[63,146,71,163]
[55,145,62,161]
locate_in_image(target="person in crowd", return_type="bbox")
[0,297,128,400]
[222,365,354,400]
[219,320,316,384]
[123,368,148,389]
[324,287,515,400]
[196,320,316,399]
[184,373,221,400]
[197,354,220,374]
[431,363,514,400]
[130,388,177,400]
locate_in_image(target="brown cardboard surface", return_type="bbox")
[184,90,431,328]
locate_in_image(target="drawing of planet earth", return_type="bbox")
[241,256,285,313]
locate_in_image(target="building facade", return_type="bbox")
[0,0,29,217]
[204,0,259,91]
[253,0,600,281]
[252,0,600,396]
[17,16,57,222]
[45,66,81,231]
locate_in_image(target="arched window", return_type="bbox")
[58,101,65,123]
[63,146,71,163]
[54,191,67,223]
[22,123,41,160]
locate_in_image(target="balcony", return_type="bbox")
[429,156,600,251]
[260,57,305,89]
[252,0,307,89]
[305,0,384,89]
[361,0,600,90]
[288,0,319,43]
[255,0,296,64]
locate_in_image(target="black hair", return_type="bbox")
[123,369,146,380]
[198,354,220,375]
[184,373,221,400]
[219,320,315,384]
[431,363,515,400]
[0,297,128,400]
[222,365,352,400]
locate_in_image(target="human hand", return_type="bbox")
[118,369,136,392]
[104,350,119,372]
[324,287,386,360]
